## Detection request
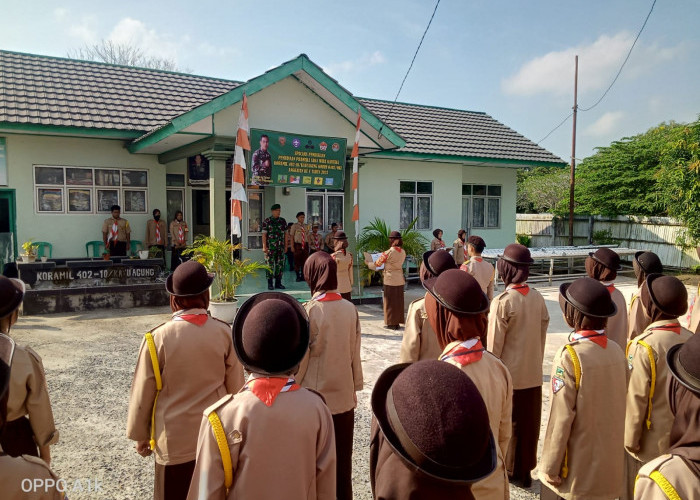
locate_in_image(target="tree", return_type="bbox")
[517,167,569,214]
[68,40,183,72]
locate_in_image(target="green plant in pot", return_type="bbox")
[183,235,269,323]
[21,240,39,263]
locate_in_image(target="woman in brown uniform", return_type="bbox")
[453,229,467,266]
[584,247,628,349]
[628,251,663,341]
[635,333,700,499]
[0,276,58,464]
[368,231,406,330]
[331,231,353,301]
[430,228,445,251]
[127,261,245,500]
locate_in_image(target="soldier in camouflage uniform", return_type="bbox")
[262,204,288,290]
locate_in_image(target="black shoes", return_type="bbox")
[267,279,274,290]
[274,277,286,289]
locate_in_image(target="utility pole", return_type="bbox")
[568,55,578,246]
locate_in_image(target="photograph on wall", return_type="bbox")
[97,189,119,212]
[188,154,209,185]
[124,190,147,213]
[66,168,94,186]
[249,129,346,189]
[34,166,65,185]
[68,188,92,212]
[37,188,63,212]
[122,170,148,187]
[95,169,121,186]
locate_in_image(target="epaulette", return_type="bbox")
[23,345,43,364]
[209,316,232,328]
[639,454,674,477]
[305,388,327,405]
[149,322,168,334]
[204,394,233,417]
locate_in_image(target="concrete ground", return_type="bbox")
[7,276,697,499]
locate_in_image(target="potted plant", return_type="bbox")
[183,235,270,323]
[21,240,39,263]
[102,251,111,261]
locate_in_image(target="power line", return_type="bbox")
[537,112,573,145]
[580,0,657,112]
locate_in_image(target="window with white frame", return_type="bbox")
[462,184,501,229]
[33,165,148,214]
[400,181,432,230]
[247,188,264,249]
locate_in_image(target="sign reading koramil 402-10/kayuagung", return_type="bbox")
[249,129,347,190]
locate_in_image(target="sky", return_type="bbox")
[1,0,698,162]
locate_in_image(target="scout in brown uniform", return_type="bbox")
[430,228,446,251]
[628,251,663,341]
[624,274,693,499]
[585,247,628,348]
[399,250,456,363]
[453,229,467,266]
[331,231,353,301]
[297,252,363,500]
[0,334,64,500]
[145,208,168,261]
[635,333,700,499]
[102,204,131,256]
[0,276,58,463]
[539,278,627,500]
[367,231,406,330]
[460,235,495,300]
[187,292,336,500]
[290,211,311,281]
[487,243,549,487]
[169,210,189,273]
[309,223,323,254]
[424,269,513,499]
[370,359,497,500]
[127,261,245,500]
[324,222,339,253]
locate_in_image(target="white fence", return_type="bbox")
[515,214,700,269]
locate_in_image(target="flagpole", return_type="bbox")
[351,110,361,303]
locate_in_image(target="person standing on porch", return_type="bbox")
[367,231,405,330]
[430,228,446,251]
[102,204,130,256]
[145,208,167,262]
[290,211,310,282]
[331,231,353,301]
[324,222,339,253]
[309,224,323,254]
[169,210,189,273]
[262,204,287,291]
[453,229,467,266]
[584,247,628,349]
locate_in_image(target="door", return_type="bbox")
[0,189,17,270]
[190,189,232,240]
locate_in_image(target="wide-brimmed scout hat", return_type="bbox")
[333,230,348,240]
[422,251,457,278]
[0,333,15,403]
[233,292,309,375]
[423,269,489,315]
[371,360,496,483]
[0,276,25,318]
[559,277,617,318]
[643,273,688,317]
[499,243,534,265]
[634,251,663,274]
[389,231,402,240]
[588,247,622,271]
[165,260,215,297]
[667,332,700,395]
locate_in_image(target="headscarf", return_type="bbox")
[667,377,700,474]
[334,239,348,253]
[304,251,338,295]
[640,281,676,323]
[560,297,607,331]
[170,291,209,313]
[391,238,403,248]
[496,259,529,287]
[432,229,443,240]
[419,262,434,284]
[457,229,466,242]
[425,293,488,349]
[585,256,617,282]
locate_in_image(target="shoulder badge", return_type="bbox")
[204,394,233,416]
[552,376,565,394]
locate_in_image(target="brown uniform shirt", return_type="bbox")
[442,342,513,500]
[625,320,693,462]
[430,238,446,251]
[169,220,189,248]
[7,345,58,447]
[126,309,245,465]
[0,450,63,499]
[399,295,442,363]
[539,339,627,499]
[145,219,168,247]
[290,222,310,245]
[187,387,336,500]
[463,257,495,300]
[101,216,130,242]
[690,285,700,334]
[332,251,353,294]
[628,287,651,341]
[297,294,363,414]
[368,247,406,286]
[324,231,336,251]
[487,286,550,390]
[606,285,629,349]
[635,454,700,500]
[453,238,466,266]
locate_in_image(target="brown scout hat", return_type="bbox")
[333,230,348,240]
[165,260,215,297]
[0,276,25,318]
[667,332,700,395]
[422,250,457,278]
[233,292,309,375]
[423,269,489,315]
[634,251,663,274]
[499,243,534,265]
[371,360,496,483]
[389,231,401,240]
[589,247,622,271]
[559,277,617,318]
[467,235,486,252]
[643,273,688,318]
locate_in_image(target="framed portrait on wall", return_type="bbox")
[124,190,147,213]
[37,188,64,212]
[97,189,119,212]
[188,154,209,186]
[68,188,92,213]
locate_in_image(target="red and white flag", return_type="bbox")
[231,94,250,239]
[351,110,361,236]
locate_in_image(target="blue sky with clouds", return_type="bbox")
[1,0,698,162]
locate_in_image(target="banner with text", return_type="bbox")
[249,129,346,190]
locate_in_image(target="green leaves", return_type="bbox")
[356,217,429,264]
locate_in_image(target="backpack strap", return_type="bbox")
[560,344,581,479]
[144,331,162,451]
[208,410,234,493]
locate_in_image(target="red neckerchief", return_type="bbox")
[440,339,484,366]
[173,313,208,326]
[155,222,162,244]
[508,284,530,296]
[473,257,483,262]
[109,219,119,243]
[314,292,343,302]
[299,225,306,248]
[651,323,682,334]
[177,225,185,244]
[311,233,322,250]
[243,377,300,407]
[394,247,402,252]
[604,283,615,294]
[574,330,607,348]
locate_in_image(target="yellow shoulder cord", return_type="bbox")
[636,340,657,429]
[561,345,581,479]
[642,470,682,500]
[208,411,233,493]
[145,332,162,451]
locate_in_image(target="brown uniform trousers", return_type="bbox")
[690,285,700,334]
[0,450,63,499]
[332,251,354,296]
[634,454,700,500]
[399,295,442,363]
[606,286,629,349]
[463,257,495,300]
[453,238,466,266]
[290,222,311,271]
[126,310,245,465]
[369,247,406,326]
[627,288,651,341]
[187,388,337,500]
[539,339,627,500]
[442,343,513,500]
